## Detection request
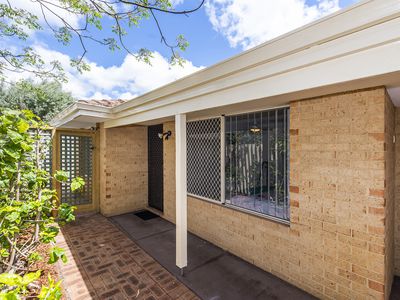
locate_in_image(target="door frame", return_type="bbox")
[53,128,99,213]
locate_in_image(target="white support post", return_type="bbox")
[175,113,187,272]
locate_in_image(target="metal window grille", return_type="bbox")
[225,108,290,221]
[60,134,93,205]
[187,118,221,202]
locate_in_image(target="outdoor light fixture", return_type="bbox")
[158,131,172,140]
[249,112,261,133]
[250,125,261,133]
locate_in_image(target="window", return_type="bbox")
[187,118,222,202]
[225,108,290,221]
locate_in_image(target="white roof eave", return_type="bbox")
[50,102,114,129]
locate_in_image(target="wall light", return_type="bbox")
[250,125,261,133]
[158,131,172,140]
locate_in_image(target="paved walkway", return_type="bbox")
[56,214,198,300]
[111,212,315,300]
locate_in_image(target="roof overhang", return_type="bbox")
[50,102,114,129]
[51,0,400,129]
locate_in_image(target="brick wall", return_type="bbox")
[99,124,148,216]
[162,87,393,299]
[163,122,176,223]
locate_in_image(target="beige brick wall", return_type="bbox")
[163,122,176,223]
[162,87,394,299]
[99,124,148,216]
[395,108,400,275]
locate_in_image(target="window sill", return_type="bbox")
[224,203,290,226]
[187,194,290,226]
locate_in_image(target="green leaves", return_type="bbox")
[0,109,78,299]
[0,249,9,258]
[58,203,76,224]
[0,290,19,300]
[71,177,85,192]
[28,251,43,263]
[0,272,22,286]
[54,170,69,183]
[48,247,67,264]
[40,226,59,244]
[0,271,41,300]
[5,211,20,224]
[22,271,41,285]
[38,275,62,300]
[0,270,40,287]
[16,119,29,133]
[0,80,74,121]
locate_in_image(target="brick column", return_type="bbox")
[98,124,148,216]
[290,87,394,299]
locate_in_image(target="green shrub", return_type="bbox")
[0,109,84,299]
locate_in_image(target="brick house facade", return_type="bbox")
[90,87,396,299]
[51,1,400,298]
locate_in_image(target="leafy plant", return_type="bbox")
[0,80,75,121]
[38,275,62,300]
[0,109,84,298]
[0,270,41,299]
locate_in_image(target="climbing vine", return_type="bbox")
[0,109,83,299]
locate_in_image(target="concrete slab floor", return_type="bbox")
[111,212,316,300]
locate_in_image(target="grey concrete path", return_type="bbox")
[111,212,316,300]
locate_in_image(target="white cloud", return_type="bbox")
[205,0,340,50]
[5,45,203,100]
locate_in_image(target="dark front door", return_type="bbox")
[148,124,164,211]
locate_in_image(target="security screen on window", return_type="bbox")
[225,108,290,221]
[187,118,222,202]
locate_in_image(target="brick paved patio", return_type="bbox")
[55,214,198,300]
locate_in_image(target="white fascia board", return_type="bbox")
[111,0,400,115]
[50,102,113,128]
[105,40,400,127]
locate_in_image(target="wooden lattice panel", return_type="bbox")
[60,134,93,206]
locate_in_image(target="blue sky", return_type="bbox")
[6,0,360,99]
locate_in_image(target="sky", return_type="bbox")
[5,0,359,100]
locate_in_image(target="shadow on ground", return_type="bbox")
[111,212,316,300]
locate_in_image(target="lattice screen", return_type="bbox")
[187,118,221,201]
[60,134,93,205]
